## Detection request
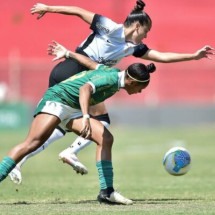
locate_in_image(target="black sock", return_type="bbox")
[100,187,114,197]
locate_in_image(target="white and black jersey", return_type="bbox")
[76,14,149,67]
[49,14,149,87]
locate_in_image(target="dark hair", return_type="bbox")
[124,0,152,28]
[126,63,156,84]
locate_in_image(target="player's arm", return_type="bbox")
[142,46,215,63]
[79,83,93,139]
[47,41,98,70]
[31,3,95,24]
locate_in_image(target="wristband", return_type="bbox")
[65,50,70,58]
[83,114,90,119]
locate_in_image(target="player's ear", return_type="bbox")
[135,22,141,31]
[130,79,138,86]
[126,78,133,85]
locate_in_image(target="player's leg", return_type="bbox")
[59,103,110,174]
[18,128,65,168]
[59,115,110,174]
[67,117,132,205]
[0,114,60,183]
[9,127,65,184]
[60,114,110,154]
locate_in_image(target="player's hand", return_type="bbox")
[80,118,91,139]
[31,3,48,19]
[47,41,68,61]
[194,45,215,60]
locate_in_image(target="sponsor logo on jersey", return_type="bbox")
[96,22,110,34]
[98,57,117,66]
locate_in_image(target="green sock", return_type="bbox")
[96,160,113,190]
[0,156,16,182]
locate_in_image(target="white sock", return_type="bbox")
[67,120,110,154]
[17,128,65,169]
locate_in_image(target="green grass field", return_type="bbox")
[0,124,215,215]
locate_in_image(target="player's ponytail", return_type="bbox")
[146,63,156,73]
[124,0,151,28]
[133,0,145,13]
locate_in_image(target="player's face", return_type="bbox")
[133,24,150,44]
[125,82,148,95]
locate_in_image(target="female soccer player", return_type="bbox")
[9,0,214,184]
[0,41,156,205]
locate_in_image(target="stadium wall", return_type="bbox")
[0,0,215,126]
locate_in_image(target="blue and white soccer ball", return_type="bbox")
[163,147,191,176]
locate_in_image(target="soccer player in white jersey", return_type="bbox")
[0,40,156,205]
[9,0,214,184]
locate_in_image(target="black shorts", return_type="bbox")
[49,58,88,87]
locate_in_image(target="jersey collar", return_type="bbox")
[118,71,125,88]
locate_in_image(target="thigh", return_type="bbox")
[89,102,108,116]
[49,58,88,87]
[66,117,111,145]
[8,114,61,162]
[26,113,61,144]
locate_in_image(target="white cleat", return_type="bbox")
[98,191,133,205]
[107,191,133,205]
[9,166,22,185]
[59,150,88,175]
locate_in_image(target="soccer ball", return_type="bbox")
[163,147,191,176]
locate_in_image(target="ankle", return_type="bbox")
[100,187,114,197]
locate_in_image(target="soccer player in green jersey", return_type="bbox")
[0,41,155,205]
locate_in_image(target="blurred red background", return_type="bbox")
[0,0,215,105]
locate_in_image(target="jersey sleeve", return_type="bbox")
[90,14,118,35]
[133,44,149,57]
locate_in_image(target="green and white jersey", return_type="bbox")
[43,65,120,109]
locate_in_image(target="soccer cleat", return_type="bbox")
[97,191,133,205]
[59,150,88,175]
[8,166,22,185]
